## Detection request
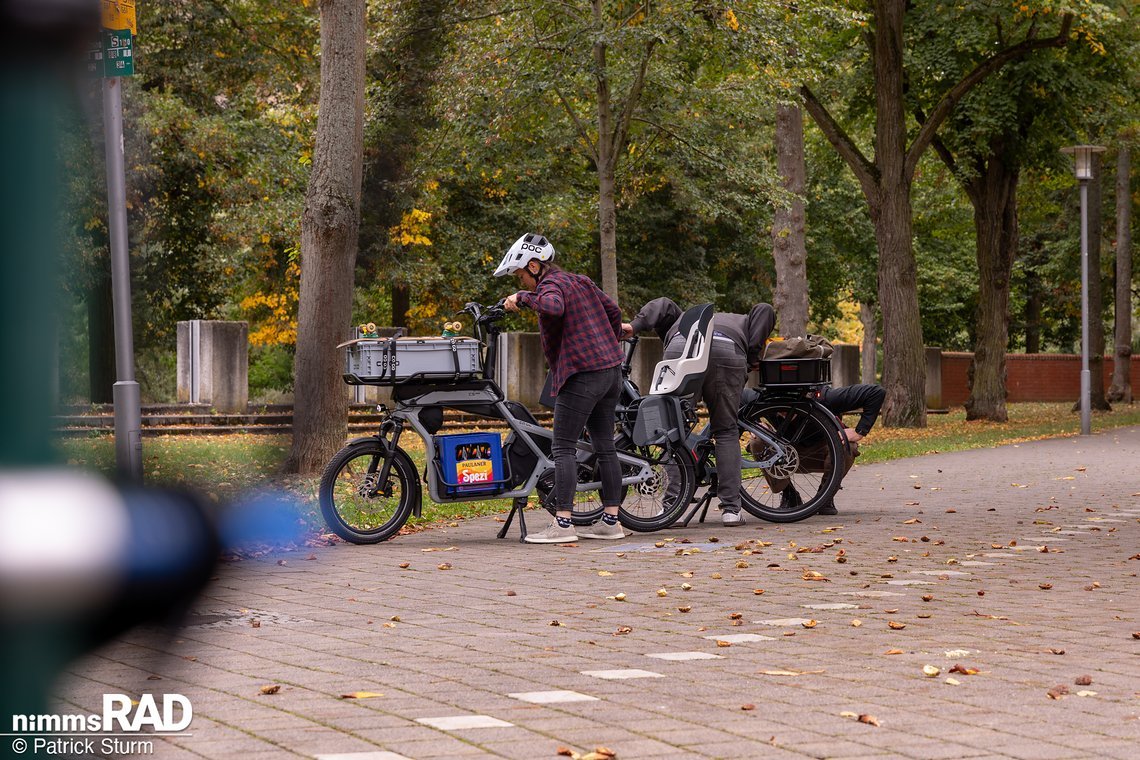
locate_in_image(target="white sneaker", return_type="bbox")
[578,520,626,540]
[721,510,746,526]
[524,520,578,543]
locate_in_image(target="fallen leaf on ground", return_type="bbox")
[437,563,452,570]
[851,619,862,627]
[597,570,613,576]
[802,570,829,582]
[921,594,934,602]
[840,711,858,718]
[945,677,961,685]
[949,664,980,676]
[1075,675,1093,686]
[422,546,457,552]
[258,685,280,695]
[1047,685,1069,700]
[802,619,818,628]
[759,668,825,676]
[1038,583,1053,590]
[741,703,755,710]
[753,589,765,595]
[1076,690,1097,697]
[922,665,941,677]
[888,621,907,630]
[677,605,692,613]
[656,588,667,597]
[681,583,693,591]
[614,626,632,635]
[884,649,905,655]
[716,640,732,647]
[858,714,881,727]
[339,691,383,699]
[556,748,574,757]
[549,620,563,627]
[398,562,410,569]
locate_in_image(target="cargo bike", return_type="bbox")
[318,301,698,544]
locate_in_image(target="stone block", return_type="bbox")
[177,320,248,412]
[925,345,944,410]
[830,343,860,388]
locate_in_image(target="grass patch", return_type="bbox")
[55,402,1139,535]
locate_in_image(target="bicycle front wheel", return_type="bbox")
[319,440,417,543]
[738,400,845,522]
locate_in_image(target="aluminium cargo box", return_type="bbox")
[343,337,483,385]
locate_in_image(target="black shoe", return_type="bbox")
[816,500,838,516]
[779,486,802,510]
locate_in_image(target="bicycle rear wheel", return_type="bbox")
[613,436,696,532]
[738,400,845,522]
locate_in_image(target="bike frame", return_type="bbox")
[372,304,656,507]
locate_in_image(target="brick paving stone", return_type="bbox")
[44,427,1140,759]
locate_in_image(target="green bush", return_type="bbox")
[249,344,294,398]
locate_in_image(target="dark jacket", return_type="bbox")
[629,297,776,367]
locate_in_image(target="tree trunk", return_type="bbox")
[1087,152,1111,411]
[597,157,618,298]
[284,0,366,474]
[592,10,619,300]
[87,267,115,404]
[1024,278,1041,354]
[772,103,809,337]
[870,0,925,427]
[391,284,409,329]
[860,301,878,383]
[1107,142,1132,403]
[964,149,1018,422]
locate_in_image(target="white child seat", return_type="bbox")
[649,303,714,397]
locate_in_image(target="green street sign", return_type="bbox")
[102,29,134,77]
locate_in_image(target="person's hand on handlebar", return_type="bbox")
[620,322,634,338]
[504,292,522,312]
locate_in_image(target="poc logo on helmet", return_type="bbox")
[520,243,545,254]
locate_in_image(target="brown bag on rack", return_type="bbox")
[763,334,833,360]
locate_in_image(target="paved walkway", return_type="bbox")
[58,427,1140,759]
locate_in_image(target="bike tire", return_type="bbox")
[738,400,845,523]
[614,436,697,532]
[537,464,606,526]
[319,440,418,544]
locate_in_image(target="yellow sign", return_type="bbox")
[456,459,494,487]
[102,0,137,35]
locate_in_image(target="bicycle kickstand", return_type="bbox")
[497,497,530,542]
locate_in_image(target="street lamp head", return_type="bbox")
[1061,145,1106,181]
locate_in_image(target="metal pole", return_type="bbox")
[1079,179,1091,436]
[102,76,143,480]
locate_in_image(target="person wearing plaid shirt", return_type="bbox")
[497,234,626,544]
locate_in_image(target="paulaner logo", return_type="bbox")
[11,694,193,733]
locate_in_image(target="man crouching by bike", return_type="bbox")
[498,234,627,544]
[623,298,776,526]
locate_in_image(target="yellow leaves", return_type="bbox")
[339,691,383,699]
[389,208,433,248]
[724,8,740,31]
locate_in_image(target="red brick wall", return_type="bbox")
[940,352,1140,406]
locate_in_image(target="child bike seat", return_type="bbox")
[649,303,713,397]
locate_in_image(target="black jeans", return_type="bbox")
[551,366,622,512]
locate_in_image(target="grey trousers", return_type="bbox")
[665,337,748,512]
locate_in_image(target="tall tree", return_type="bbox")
[1107,138,1133,403]
[772,102,809,336]
[285,0,366,474]
[801,2,1077,426]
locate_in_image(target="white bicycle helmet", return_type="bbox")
[493,233,555,277]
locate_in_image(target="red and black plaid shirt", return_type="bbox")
[517,269,623,395]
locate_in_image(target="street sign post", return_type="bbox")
[99,0,143,481]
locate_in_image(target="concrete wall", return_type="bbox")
[830,344,860,388]
[176,321,248,413]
